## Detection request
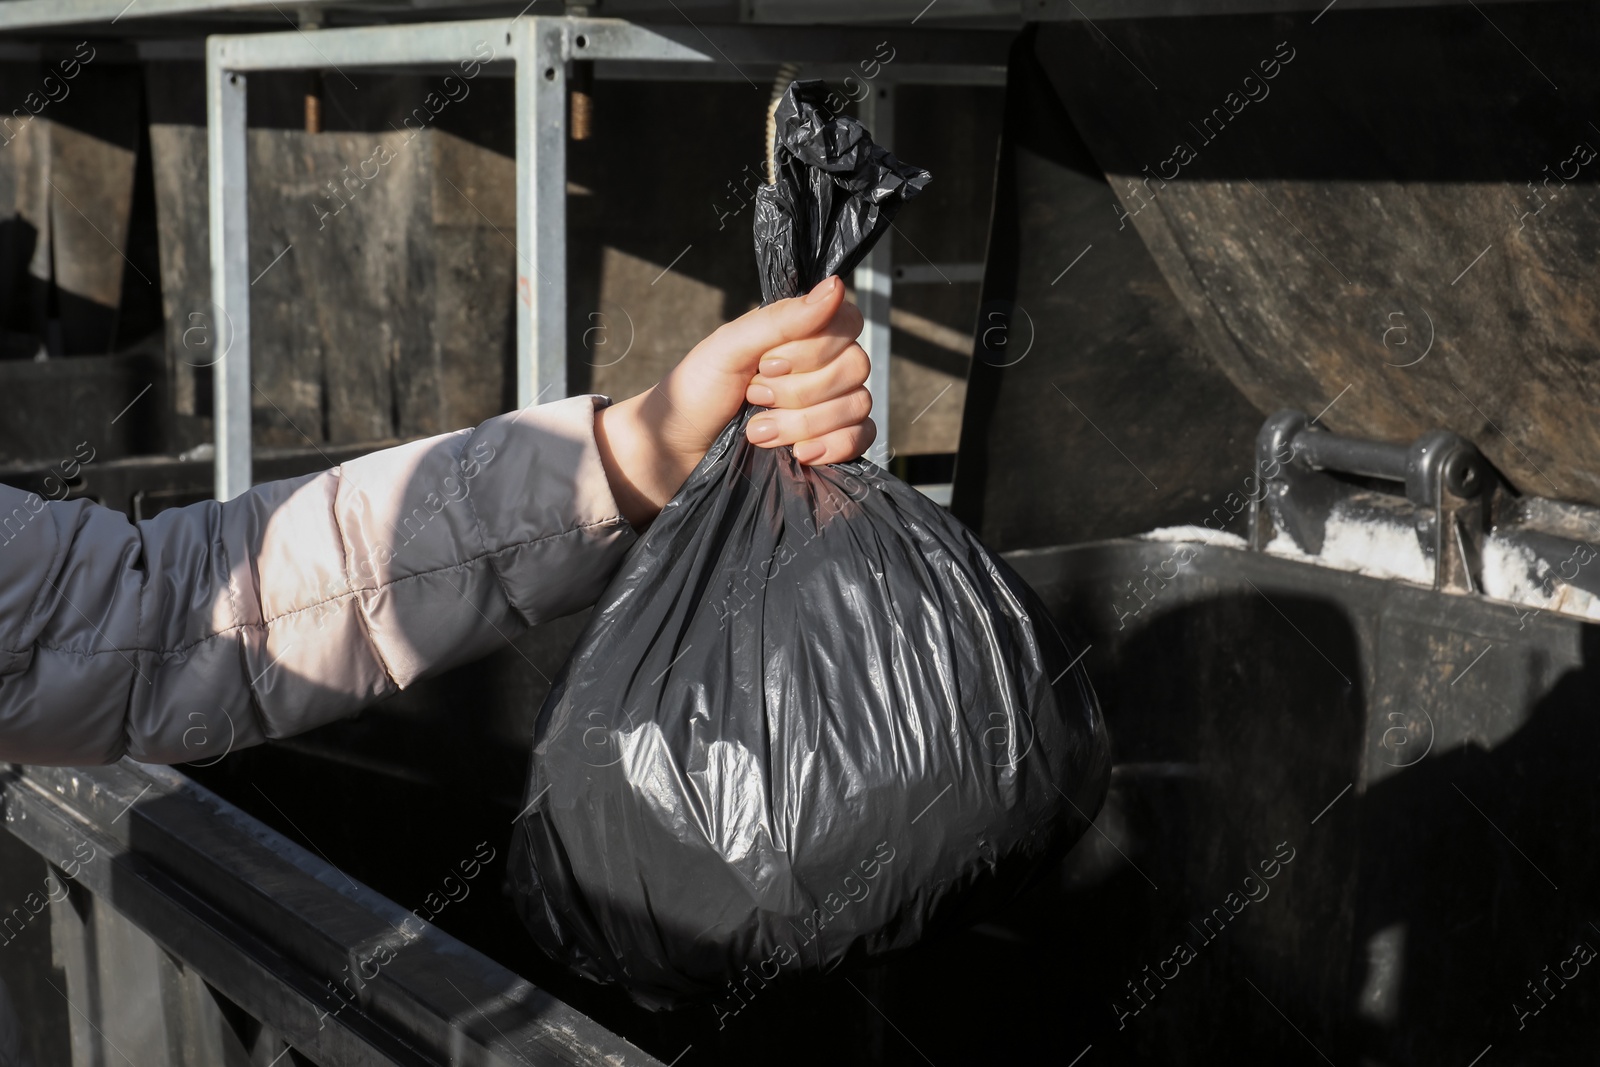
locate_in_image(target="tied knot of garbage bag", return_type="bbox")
[509,78,1110,1011]
[754,79,932,305]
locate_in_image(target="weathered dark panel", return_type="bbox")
[145,63,518,452]
[951,29,1262,551]
[564,79,772,404]
[0,60,46,348]
[46,60,143,356]
[248,128,421,447]
[429,129,517,429]
[0,50,153,361]
[882,84,1005,457]
[0,352,162,465]
[144,117,208,443]
[1041,3,1600,505]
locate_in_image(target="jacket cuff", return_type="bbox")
[465,394,639,622]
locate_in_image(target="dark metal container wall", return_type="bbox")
[1007,541,1600,1063]
[943,8,1600,1064]
[187,534,1600,1065]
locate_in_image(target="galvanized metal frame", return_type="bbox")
[854,83,895,460]
[208,17,680,499]
[0,0,1561,33]
[208,15,1005,499]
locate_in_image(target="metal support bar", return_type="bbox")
[206,51,249,502]
[592,60,1007,84]
[210,18,709,70]
[855,83,894,464]
[203,18,1009,73]
[516,20,568,408]
[1249,409,1498,593]
[1294,428,1412,485]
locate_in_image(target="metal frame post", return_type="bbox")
[206,50,250,501]
[853,82,894,464]
[515,19,569,409]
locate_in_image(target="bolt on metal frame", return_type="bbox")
[208,15,1004,500]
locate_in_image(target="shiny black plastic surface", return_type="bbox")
[509,79,1109,1009]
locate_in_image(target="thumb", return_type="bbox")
[702,276,846,377]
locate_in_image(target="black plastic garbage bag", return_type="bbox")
[509,80,1110,1010]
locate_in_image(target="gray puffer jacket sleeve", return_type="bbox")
[0,395,637,766]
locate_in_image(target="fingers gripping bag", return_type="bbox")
[509,80,1111,1010]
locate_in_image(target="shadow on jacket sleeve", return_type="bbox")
[0,395,636,766]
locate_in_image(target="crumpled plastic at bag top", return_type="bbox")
[754,79,932,303]
[508,79,1111,1011]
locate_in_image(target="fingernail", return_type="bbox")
[748,419,778,443]
[747,383,776,406]
[804,276,837,304]
[794,441,826,464]
[759,357,792,377]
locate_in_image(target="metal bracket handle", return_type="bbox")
[1248,409,1501,593]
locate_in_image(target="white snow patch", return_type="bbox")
[1321,509,1433,584]
[1141,508,1600,623]
[1480,536,1600,622]
[1480,537,1546,605]
[1263,507,1432,585]
[1262,531,1314,564]
[1139,525,1248,549]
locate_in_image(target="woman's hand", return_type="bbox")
[594,275,874,527]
